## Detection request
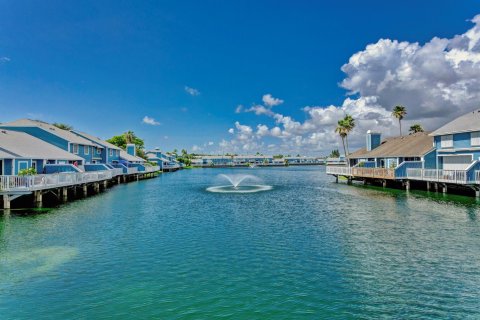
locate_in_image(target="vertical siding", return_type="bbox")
[423,149,437,169]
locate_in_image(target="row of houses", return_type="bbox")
[326,109,480,196]
[0,119,182,209]
[191,155,324,167]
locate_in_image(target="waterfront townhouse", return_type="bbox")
[0,129,83,174]
[0,119,100,164]
[71,131,121,164]
[430,109,480,171]
[331,131,436,181]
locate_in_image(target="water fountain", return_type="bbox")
[206,174,273,193]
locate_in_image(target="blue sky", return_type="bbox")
[0,1,479,155]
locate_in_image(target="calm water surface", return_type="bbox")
[1,167,480,319]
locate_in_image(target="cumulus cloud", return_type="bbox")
[262,94,284,107]
[222,14,480,155]
[142,116,160,126]
[228,128,234,134]
[185,86,200,96]
[235,105,244,113]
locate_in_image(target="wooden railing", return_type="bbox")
[326,166,395,179]
[326,166,352,176]
[407,169,469,184]
[0,170,114,192]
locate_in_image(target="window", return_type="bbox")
[97,147,101,154]
[471,132,480,146]
[72,144,79,154]
[110,149,113,156]
[84,145,89,155]
[440,135,453,148]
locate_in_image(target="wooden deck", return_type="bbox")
[326,166,396,180]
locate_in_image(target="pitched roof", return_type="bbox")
[431,109,480,136]
[0,119,98,146]
[0,129,83,160]
[72,131,121,150]
[120,150,145,162]
[349,132,434,159]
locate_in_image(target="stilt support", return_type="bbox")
[62,187,68,202]
[426,181,430,191]
[3,195,11,209]
[83,184,88,197]
[405,180,410,191]
[443,184,447,194]
[382,180,387,188]
[34,191,43,208]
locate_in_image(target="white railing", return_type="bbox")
[143,165,160,173]
[326,166,352,176]
[476,171,480,184]
[126,167,138,175]
[110,168,124,176]
[0,170,114,192]
[407,169,468,184]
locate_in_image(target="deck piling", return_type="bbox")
[34,191,42,208]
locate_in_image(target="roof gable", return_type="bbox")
[431,109,480,136]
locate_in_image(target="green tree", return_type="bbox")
[342,114,355,155]
[335,119,348,163]
[107,131,146,159]
[329,149,340,158]
[409,124,424,134]
[53,123,73,130]
[392,105,407,136]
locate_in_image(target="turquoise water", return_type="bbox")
[1,167,480,319]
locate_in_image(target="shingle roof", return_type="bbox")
[120,150,145,162]
[431,109,480,136]
[349,132,434,159]
[0,129,83,160]
[0,119,98,146]
[72,131,121,150]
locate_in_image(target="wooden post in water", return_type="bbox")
[94,182,100,193]
[443,184,447,194]
[117,176,121,184]
[426,181,430,191]
[82,184,88,197]
[405,180,410,191]
[34,191,42,208]
[3,195,10,209]
[103,180,108,190]
[335,175,338,183]
[62,187,68,202]
[382,180,387,188]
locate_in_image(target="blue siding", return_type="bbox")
[453,132,471,149]
[423,149,437,169]
[4,159,12,175]
[14,159,32,174]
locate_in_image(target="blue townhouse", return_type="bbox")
[0,119,101,165]
[430,109,480,171]
[348,131,436,178]
[0,129,83,175]
[71,130,121,164]
[146,150,181,170]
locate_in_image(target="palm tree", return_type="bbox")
[409,124,424,134]
[392,105,407,136]
[124,131,134,144]
[53,123,73,130]
[335,119,348,163]
[342,114,355,155]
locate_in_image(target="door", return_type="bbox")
[442,155,472,170]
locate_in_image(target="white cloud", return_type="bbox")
[208,141,214,146]
[0,56,10,63]
[225,14,480,155]
[185,86,200,96]
[142,116,160,126]
[235,105,244,113]
[228,128,234,134]
[262,94,284,107]
[192,145,202,152]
